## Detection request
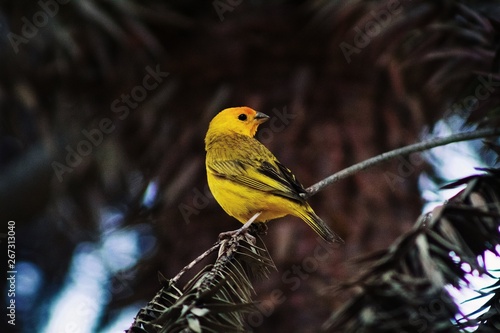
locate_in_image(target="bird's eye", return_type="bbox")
[238,114,247,121]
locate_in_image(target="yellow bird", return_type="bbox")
[205,106,342,243]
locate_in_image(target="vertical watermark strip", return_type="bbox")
[6,220,16,326]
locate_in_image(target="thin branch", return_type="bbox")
[305,128,500,197]
[171,242,220,284]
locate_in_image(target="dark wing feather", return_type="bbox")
[207,142,306,203]
[257,161,307,201]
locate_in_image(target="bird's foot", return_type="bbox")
[218,228,257,244]
[218,229,240,240]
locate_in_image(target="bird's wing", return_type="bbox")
[259,160,308,198]
[208,157,307,203]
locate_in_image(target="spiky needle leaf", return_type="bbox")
[127,223,275,333]
[323,168,500,333]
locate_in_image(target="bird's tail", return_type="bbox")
[298,208,343,244]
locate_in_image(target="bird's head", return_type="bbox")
[207,107,270,138]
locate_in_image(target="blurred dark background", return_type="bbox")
[1,0,500,332]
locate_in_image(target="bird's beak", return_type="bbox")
[254,112,270,124]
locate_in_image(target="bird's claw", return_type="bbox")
[218,229,239,240]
